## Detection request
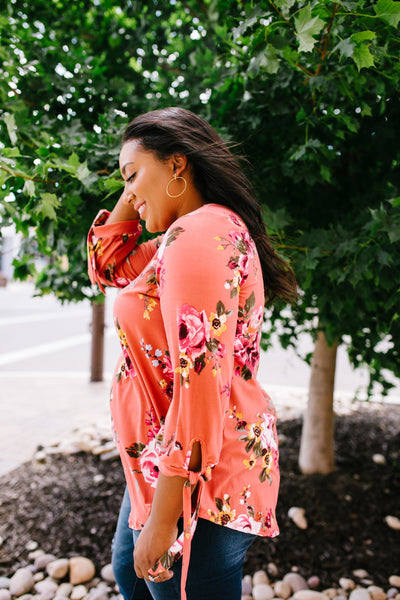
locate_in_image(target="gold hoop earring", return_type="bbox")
[166,174,187,198]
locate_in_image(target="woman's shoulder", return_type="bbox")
[175,203,246,234]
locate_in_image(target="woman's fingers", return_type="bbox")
[148,569,174,583]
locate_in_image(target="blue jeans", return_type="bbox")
[111,487,255,600]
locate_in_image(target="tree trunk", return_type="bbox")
[90,299,105,382]
[298,330,338,475]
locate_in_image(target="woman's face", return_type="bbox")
[119,139,189,233]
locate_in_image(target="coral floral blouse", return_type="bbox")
[87,203,280,541]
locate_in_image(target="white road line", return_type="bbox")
[0,328,115,366]
[0,371,115,379]
[0,334,91,366]
[0,309,90,327]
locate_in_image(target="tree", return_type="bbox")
[0,0,220,377]
[1,0,399,471]
[204,0,400,472]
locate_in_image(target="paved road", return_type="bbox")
[1,282,398,477]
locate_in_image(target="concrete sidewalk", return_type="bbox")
[0,374,111,477]
[0,373,309,477]
[3,370,399,479]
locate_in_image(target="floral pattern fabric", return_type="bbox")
[87,203,280,537]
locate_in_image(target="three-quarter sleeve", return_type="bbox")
[87,209,160,292]
[157,212,242,481]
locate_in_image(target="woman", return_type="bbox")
[87,107,297,600]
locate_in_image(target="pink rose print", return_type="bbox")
[178,304,211,359]
[245,306,264,335]
[234,331,260,375]
[229,513,262,534]
[227,213,242,227]
[114,276,131,287]
[162,352,174,379]
[140,446,160,488]
[260,412,278,451]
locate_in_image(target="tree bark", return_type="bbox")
[298,330,338,475]
[90,299,105,382]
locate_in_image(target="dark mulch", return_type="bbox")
[1,405,399,589]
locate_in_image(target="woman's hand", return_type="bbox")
[134,470,199,583]
[133,516,178,583]
[106,189,140,225]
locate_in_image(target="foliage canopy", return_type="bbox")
[1,0,399,395]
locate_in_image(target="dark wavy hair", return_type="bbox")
[122,107,298,305]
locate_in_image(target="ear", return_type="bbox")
[170,154,188,178]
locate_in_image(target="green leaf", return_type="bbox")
[361,103,372,116]
[34,193,60,221]
[333,38,355,59]
[4,113,18,145]
[2,147,21,158]
[23,180,36,198]
[353,44,375,71]
[388,224,400,243]
[233,14,258,41]
[351,30,377,44]
[374,0,400,27]
[390,197,400,208]
[274,0,297,11]
[294,4,326,53]
[262,45,280,74]
[248,45,280,76]
[320,164,332,182]
[67,153,91,182]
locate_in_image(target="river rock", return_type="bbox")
[57,583,73,597]
[367,586,386,600]
[349,589,371,600]
[253,571,270,586]
[29,549,45,561]
[34,577,59,597]
[275,581,292,599]
[385,516,400,531]
[70,585,87,600]
[323,588,339,599]
[340,578,356,591]
[307,577,320,590]
[288,507,308,529]
[69,557,95,585]
[242,575,253,596]
[267,563,279,579]
[0,590,11,600]
[388,589,399,599]
[293,591,330,600]
[9,568,35,597]
[353,571,370,580]
[252,583,274,600]
[85,588,109,600]
[242,596,253,600]
[0,579,10,590]
[100,565,114,584]
[283,573,309,593]
[372,454,386,465]
[25,541,39,552]
[35,555,57,572]
[389,576,400,588]
[47,559,70,580]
